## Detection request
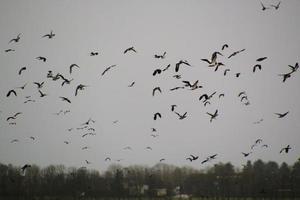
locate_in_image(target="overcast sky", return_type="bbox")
[0,0,300,171]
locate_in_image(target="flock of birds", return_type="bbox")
[1,1,298,174]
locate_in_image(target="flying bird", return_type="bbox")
[18,67,26,75]
[235,73,241,77]
[173,75,181,79]
[206,109,218,122]
[128,82,135,87]
[287,62,299,73]
[260,2,270,10]
[201,158,210,164]
[280,145,291,153]
[6,89,17,97]
[75,84,88,96]
[189,154,199,161]
[275,111,289,118]
[162,64,171,71]
[171,105,177,112]
[39,90,47,97]
[154,52,166,59]
[10,139,19,143]
[153,69,162,76]
[36,56,46,62]
[42,30,55,39]
[124,46,137,54]
[59,96,71,103]
[228,49,245,59]
[29,136,35,140]
[5,49,15,52]
[270,1,281,10]
[21,164,31,174]
[278,72,292,83]
[159,158,166,162]
[154,112,162,120]
[175,111,187,120]
[101,65,117,76]
[256,57,267,62]
[222,44,229,50]
[242,152,252,157]
[170,86,184,91]
[9,34,21,44]
[175,60,191,72]
[253,64,262,73]
[105,157,111,161]
[152,87,162,96]
[33,81,44,89]
[69,64,80,74]
[90,51,99,56]
[146,146,152,150]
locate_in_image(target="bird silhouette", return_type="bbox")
[287,62,299,73]
[170,86,184,91]
[105,157,111,161]
[146,146,152,150]
[64,141,70,144]
[9,34,21,44]
[128,82,135,87]
[33,81,44,89]
[60,96,71,103]
[39,90,47,97]
[175,111,187,120]
[7,112,22,121]
[18,67,26,75]
[278,72,292,83]
[10,139,19,143]
[204,101,211,107]
[101,65,117,76]
[85,160,91,164]
[219,93,225,98]
[206,109,218,122]
[280,145,291,153]
[209,154,218,159]
[262,144,269,148]
[255,139,263,144]
[90,51,99,56]
[162,64,171,71]
[186,157,193,162]
[228,49,245,59]
[235,73,241,77]
[242,152,252,157]
[21,164,31,174]
[171,105,177,112]
[253,64,262,73]
[153,69,162,76]
[189,154,199,161]
[151,128,157,132]
[241,96,248,102]
[154,52,166,59]
[42,30,55,39]
[69,64,80,74]
[214,62,225,72]
[201,158,210,164]
[154,112,162,120]
[173,75,181,79]
[223,69,230,76]
[159,158,166,162]
[175,60,191,72]
[29,136,35,140]
[75,84,88,96]
[6,90,17,97]
[256,57,267,62]
[270,1,281,10]
[222,44,229,50]
[81,146,89,150]
[260,2,270,10]
[36,56,46,62]
[275,111,289,118]
[5,49,15,52]
[152,87,162,96]
[124,47,137,54]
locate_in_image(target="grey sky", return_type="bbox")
[0,0,299,171]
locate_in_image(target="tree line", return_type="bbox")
[0,159,300,199]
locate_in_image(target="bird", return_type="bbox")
[175,111,187,120]
[219,93,225,98]
[201,51,223,66]
[175,60,191,72]
[189,154,199,161]
[214,62,225,72]
[154,112,162,120]
[105,157,111,161]
[90,51,99,56]
[201,158,210,164]
[278,72,292,83]
[21,164,31,174]
[270,1,281,10]
[152,87,162,96]
[159,158,166,162]
[124,46,137,54]
[6,89,17,97]
[128,82,135,87]
[242,152,252,157]
[241,96,248,102]
[256,57,267,62]
[223,69,230,76]
[204,101,211,107]
[186,157,193,162]
[64,141,69,144]
[42,30,55,38]
[228,49,245,59]
[206,109,218,122]
[162,64,171,71]
[10,139,19,143]
[154,52,166,59]
[9,34,21,44]
[33,81,44,89]
[171,105,177,112]
[287,63,299,73]
[262,144,269,148]
[75,84,88,96]
[5,49,15,52]
[199,92,216,102]
[146,146,152,150]
[238,91,246,97]
[85,160,91,164]
[69,64,80,74]
[280,145,291,153]
[39,90,47,97]
[81,146,89,150]
[82,118,95,126]
[275,111,289,118]
[101,65,117,76]
[59,96,71,103]
[151,128,157,132]
[61,78,73,86]
[170,86,184,91]
[173,75,181,79]
[255,139,263,144]
[260,2,270,11]
[235,73,241,77]
[29,136,35,140]
[153,69,162,76]
[36,56,46,62]
[209,154,218,159]
[253,64,262,73]
[18,67,26,75]
[7,112,22,121]
[222,44,229,50]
